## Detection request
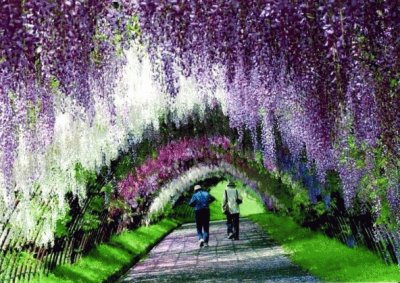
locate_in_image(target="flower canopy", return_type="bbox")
[0,1,399,246]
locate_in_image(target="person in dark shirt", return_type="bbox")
[189,184,215,247]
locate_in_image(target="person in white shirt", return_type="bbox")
[222,181,243,240]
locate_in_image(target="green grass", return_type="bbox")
[209,180,266,220]
[32,180,265,283]
[32,219,179,283]
[249,213,400,282]
[173,180,266,222]
[33,181,400,282]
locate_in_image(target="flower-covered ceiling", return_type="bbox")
[0,1,399,244]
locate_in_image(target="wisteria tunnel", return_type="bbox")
[0,1,399,282]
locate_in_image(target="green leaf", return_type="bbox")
[55,213,72,238]
[389,78,398,89]
[101,183,113,194]
[74,163,97,185]
[50,76,60,92]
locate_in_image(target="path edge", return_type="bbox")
[104,220,183,283]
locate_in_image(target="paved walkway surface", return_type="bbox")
[120,218,319,282]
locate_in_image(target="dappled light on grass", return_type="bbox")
[209,180,266,221]
[1,2,399,281]
[35,180,399,282]
[31,219,179,283]
[249,213,400,282]
[174,180,266,223]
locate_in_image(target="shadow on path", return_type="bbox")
[120,218,319,282]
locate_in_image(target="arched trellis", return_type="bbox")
[0,2,399,282]
[0,134,255,282]
[0,130,283,282]
[0,132,399,282]
[0,104,240,282]
[143,161,276,225]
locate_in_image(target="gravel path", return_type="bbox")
[120,218,319,282]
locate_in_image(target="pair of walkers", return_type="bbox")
[189,181,243,248]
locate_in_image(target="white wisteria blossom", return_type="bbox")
[0,42,227,246]
[144,162,260,225]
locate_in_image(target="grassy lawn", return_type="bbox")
[31,219,179,283]
[34,180,263,283]
[33,181,400,282]
[209,180,266,220]
[249,213,400,282]
[173,180,266,222]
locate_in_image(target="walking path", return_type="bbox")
[120,218,319,282]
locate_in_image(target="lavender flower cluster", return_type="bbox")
[1,1,399,245]
[118,136,231,208]
[137,1,399,223]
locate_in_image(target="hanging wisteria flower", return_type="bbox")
[0,0,399,249]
